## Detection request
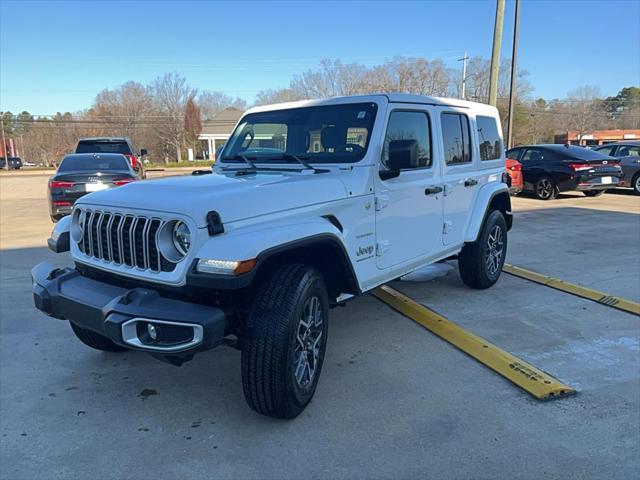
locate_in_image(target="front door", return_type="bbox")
[440,110,479,246]
[375,108,443,269]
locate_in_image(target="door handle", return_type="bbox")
[425,186,444,195]
[464,178,478,187]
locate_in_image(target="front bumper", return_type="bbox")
[31,261,226,359]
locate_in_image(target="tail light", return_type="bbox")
[124,154,138,169]
[53,201,72,207]
[49,180,76,188]
[113,178,135,186]
[508,163,522,172]
[568,163,592,171]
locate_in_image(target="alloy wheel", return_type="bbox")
[293,296,323,388]
[485,225,504,276]
[537,178,553,199]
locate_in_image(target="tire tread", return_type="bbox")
[241,264,324,419]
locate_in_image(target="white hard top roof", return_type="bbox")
[245,93,498,116]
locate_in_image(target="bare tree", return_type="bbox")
[198,91,247,120]
[152,73,197,162]
[88,81,155,154]
[254,88,306,106]
[565,85,603,143]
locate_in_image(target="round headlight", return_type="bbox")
[70,208,84,243]
[172,221,191,256]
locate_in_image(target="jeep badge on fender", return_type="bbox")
[32,94,512,419]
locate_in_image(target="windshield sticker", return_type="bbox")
[357,111,366,119]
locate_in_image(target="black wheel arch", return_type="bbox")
[250,234,361,299]
[486,190,513,231]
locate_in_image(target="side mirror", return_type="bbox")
[140,149,148,157]
[215,144,225,160]
[381,140,419,180]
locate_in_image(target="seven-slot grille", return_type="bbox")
[77,209,173,272]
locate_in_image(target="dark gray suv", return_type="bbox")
[592,142,640,195]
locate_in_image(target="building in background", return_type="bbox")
[555,129,640,146]
[197,108,244,160]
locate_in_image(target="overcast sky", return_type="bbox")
[1,0,638,114]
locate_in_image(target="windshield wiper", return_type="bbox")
[274,154,328,174]
[222,154,258,170]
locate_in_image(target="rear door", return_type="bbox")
[520,148,548,190]
[440,110,478,246]
[374,106,443,269]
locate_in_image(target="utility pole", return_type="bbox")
[488,0,505,106]
[458,52,469,100]
[506,0,520,149]
[0,113,8,171]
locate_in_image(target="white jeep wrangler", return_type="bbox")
[33,94,512,419]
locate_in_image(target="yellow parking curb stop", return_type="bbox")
[373,285,576,400]
[503,264,640,316]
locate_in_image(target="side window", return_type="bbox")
[618,146,640,157]
[476,116,502,160]
[506,148,522,161]
[521,149,546,163]
[595,145,616,156]
[382,111,432,168]
[441,113,472,165]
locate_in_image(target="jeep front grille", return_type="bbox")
[77,208,174,272]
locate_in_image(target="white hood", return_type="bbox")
[77,171,349,227]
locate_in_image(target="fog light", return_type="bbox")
[147,323,158,341]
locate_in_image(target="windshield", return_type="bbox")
[76,140,131,154]
[222,103,378,164]
[59,155,130,172]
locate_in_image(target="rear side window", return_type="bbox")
[594,145,616,156]
[76,141,131,155]
[441,113,472,165]
[476,116,502,161]
[382,111,432,168]
[521,149,552,163]
[506,148,523,161]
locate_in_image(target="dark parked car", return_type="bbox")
[75,137,147,178]
[48,153,141,222]
[592,141,640,195]
[505,144,622,200]
[0,157,23,169]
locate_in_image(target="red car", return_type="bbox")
[506,158,523,195]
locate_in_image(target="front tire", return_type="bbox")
[534,176,556,200]
[458,210,507,289]
[69,322,129,352]
[583,190,605,197]
[241,264,329,419]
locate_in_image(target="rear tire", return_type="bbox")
[534,176,556,200]
[632,173,640,195]
[69,322,128,352]
[583,190,605,197]
[241,264,329,419]
[458,210,507,289]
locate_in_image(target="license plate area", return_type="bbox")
[85,183,108,192]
